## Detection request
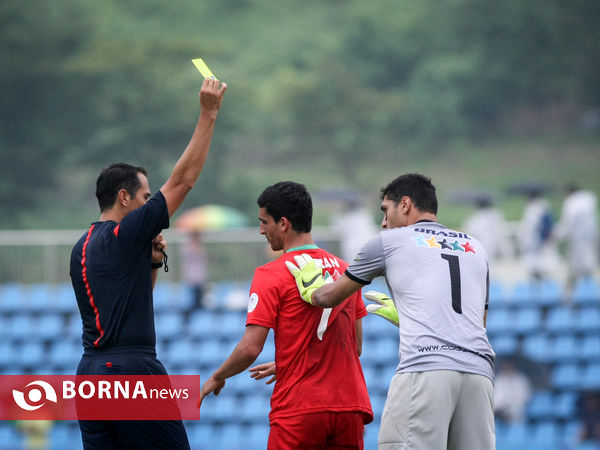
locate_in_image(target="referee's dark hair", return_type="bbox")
[96,163,148,212]
[381,173,438,214]
[257,181,313,233]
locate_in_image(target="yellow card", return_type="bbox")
[191,58,216,79]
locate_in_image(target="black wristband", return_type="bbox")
[151,261,163,269]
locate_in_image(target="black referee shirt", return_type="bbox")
[70,191,170,351]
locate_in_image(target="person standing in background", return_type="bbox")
[555,183,598,292]
[181,231,208,309]
[519,189,559,280]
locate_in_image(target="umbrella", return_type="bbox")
[175,205,248,231]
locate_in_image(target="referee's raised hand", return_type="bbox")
[199,78,227,117]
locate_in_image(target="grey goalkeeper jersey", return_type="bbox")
[347,221,495,381]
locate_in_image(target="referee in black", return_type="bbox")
[69,78,227,449]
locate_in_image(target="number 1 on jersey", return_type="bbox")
[441,254,462,314]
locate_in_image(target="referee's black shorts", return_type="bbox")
[76,346,190,450]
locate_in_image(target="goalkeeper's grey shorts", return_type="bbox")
[378,370,494,450]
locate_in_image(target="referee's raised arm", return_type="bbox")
[160,77,227,217]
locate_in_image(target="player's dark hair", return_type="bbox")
[380,173,438,214]
[96,163,148,212]
[257,181,312,233]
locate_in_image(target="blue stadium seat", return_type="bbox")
[246,423,270,449]
[551,335,580,362]
[238,394,271,423]
[580,363,600,390]
[6,314,37,341]
[187,423,217,450]
[13,341,45,369]
[546,306,578,334]
[0,341,15,367]
[0,283,27,313]
[572,277,600,304]
[165,338,201,368]
[363,313,399,340]
[227,369,273,397]
[0,316,8,340]
[511,279,562,306]
[217,311,246,342]
[49,423,83,450]
[552,363,582,390]
[521,334,552,362]
[198,340,232,367]
[489,280,510,303]
[153,282,194,313]
[0,424,24,450]
[27,283,54,311]
[67,313,83,340]
[562,421,583,447]
[202,393,240,423]
[5,314,63,342]
[581,335,600,361]
[55,283,77,314]
[260,334,275,361]
[486,308,514,335]
[362,337,397,366]
[490,334,519,356]
[188,310,220,339]
[48,340,81,371]
[154,312,185,340]
[364,422,380,449]
[219,423,247,450]
[576,306,600,333]
[530,421,561,448]
[513,307,542,334]
[370,392,387,423]
[363,365,394,396]
[555,391,577,420]
[503,421,530,448]
[527,390,555,420]
[36,314,65,341]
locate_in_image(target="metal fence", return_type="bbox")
[0,227,341,285]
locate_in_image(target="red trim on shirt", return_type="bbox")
[113,224,120,237]
[82,224,104,348]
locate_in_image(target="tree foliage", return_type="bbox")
[1,0,598,227]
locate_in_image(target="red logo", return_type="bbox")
[0,375,200,420]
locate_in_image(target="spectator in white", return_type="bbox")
[493,359,532,423]
[463,197,514,263]
[555,183,598,292]
[333,198,378,263]
[519,190,559,280]
[181,231,208,309]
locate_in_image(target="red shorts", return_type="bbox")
[268,411,365,450]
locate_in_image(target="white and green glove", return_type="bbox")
[364,291,399,327]
[285,254,333,305]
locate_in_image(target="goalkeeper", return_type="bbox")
[286,174,495,450]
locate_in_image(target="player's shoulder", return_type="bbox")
[253,256,290,280]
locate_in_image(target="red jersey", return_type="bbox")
[246,246,373,424]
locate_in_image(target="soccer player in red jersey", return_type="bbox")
[199,181,373,450]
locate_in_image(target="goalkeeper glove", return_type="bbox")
[364,291,399,327]
[285,254,333,305]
